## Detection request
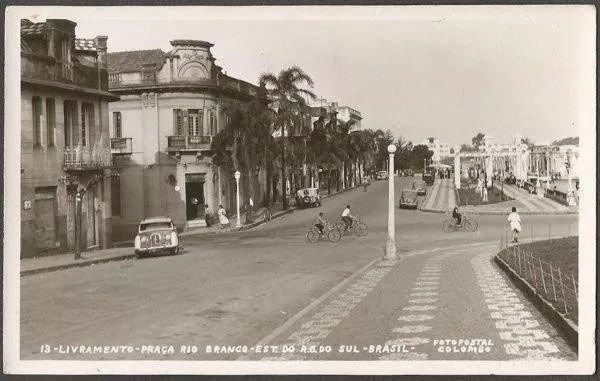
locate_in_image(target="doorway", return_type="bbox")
[185,173,205,221]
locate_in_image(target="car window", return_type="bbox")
[140,222,172,231]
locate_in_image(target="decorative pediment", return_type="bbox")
[178,61,210,80]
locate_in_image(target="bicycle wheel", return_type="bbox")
[327,228,342,242]
[354,222,369,236]
[334,222,346,233]
[463,218,478,232]
[442,219,457,233]
[306,229,320,243]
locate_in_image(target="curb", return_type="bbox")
[419,208,577,216]
[493,255,578,351]
[21,252,137,277]
[20,185,361,275]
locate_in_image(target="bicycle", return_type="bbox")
[306,223,342,243]
[334,218,369,237]
[442,215,478,232]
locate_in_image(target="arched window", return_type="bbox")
[32,97,42,146]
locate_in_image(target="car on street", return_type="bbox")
[414,179,427,196]
[399,189,418,209]
[423,172,434,186]
[377,170,388,180]
[134,216,180,258]
[295,187,321,208]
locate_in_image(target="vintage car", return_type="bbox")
[134,216,180,257]
[295,187,321,208]
[414,180,427,196]
[377,170,388,180]
[423,172,435,186]
[399,189,418,209]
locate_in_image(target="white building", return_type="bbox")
[422,137,452,162]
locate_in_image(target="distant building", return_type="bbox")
[309,98,362,130]
[107,40,265,241]
[20,19,117,257]
[422,137,452,162]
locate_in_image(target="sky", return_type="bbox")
[23,6,594,146]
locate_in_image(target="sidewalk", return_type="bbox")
[419,179,577,215]
[419,179,456,213]
[21,247,135,276]
[21,184,360,276]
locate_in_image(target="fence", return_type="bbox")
[498,234,578,322]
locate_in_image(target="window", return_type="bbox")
[173,109,185,136]
[46,98,55,146]
[32,97,42,146]
[188,109,203,136]
[111,177,121,216]
[209,110,217,136]
[113,112,122,138]
[81,103,94,146]
[63,101,77,148]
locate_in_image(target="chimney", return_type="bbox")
[94,35,108,68]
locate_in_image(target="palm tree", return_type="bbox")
[259,66,316,210]
[212,97,274,208]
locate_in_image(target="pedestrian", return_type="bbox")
[482,184,488,203]
[204,204,212,227]
[217,204,229,229]
[246,195,254,224]
[507,206,522,243]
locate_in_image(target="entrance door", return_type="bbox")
[185,174,205,221]
[34,188,57,252]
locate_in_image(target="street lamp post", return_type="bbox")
[385,144,397,260]
[234,170,242,228]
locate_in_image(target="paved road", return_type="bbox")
[21,177,578,360]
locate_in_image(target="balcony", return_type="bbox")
[22,53,109,91]
[63,146,113,171]
[167,135,213,152]
[111,137,133,155]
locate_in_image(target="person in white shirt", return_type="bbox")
[507,206,522,243]
[341,205,354,230]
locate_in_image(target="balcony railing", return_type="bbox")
[167,135,213,152]
[21,53,109,91]
[64,146,112,171]
[111,137,133,155]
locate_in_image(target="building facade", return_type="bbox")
[422,137,452,162]
[21,19,117,258]
[107,40,264,242]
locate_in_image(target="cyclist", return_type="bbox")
[315,212,327,236]
[452,205,462,226]
[362,176,370,192]
[342,205,355,231]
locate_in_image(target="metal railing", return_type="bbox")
[63,146,112,170]
[110,137,133,155]
[167,135,213,151]
[498,234,578,322]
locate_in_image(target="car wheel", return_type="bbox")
[172,247,180,255]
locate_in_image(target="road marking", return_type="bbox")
[256,260,396,360]
[410,292,438,297]
[393,325,432,334]
[403,305,437,311]
[410,298,438,304]
[385,337,431,346]
[240,258,380,358]
[398,314,434,321]
[471,252,566,360]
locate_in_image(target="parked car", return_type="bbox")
[423,172,434,186]
[377,170,388,180]
[134,216,180,258]
[414,180,427,196]
[295,187,321,208]
[399,189,418,209]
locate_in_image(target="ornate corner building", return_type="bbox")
[107,40,265,242]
